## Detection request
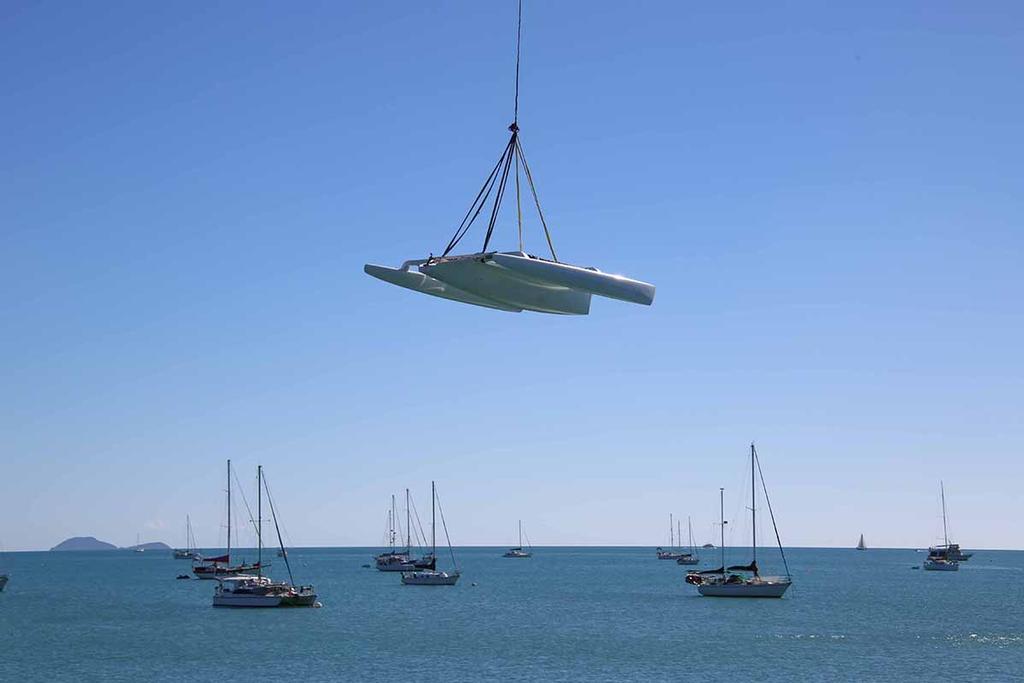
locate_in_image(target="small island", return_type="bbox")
[126,541,171,551]
[50,536,119,551]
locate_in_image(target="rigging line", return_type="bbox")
[410,496,428,550]
[482,131,518,253]
[232,469,260,543]
[262,473,295,586]
[442,134,516,257]
[515,138,557,261]
[515,145,523,252]
[434,491,458,572]
[513,0,522,124]
[754,445,791,579]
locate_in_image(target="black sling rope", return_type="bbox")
[438,0,557,261]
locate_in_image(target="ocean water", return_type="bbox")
[1,547,1022,681]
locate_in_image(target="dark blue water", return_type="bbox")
[2,547,1021,681]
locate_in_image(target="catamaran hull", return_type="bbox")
[364,264,523,312]
[489,252,655,305]
[697,582,790,598]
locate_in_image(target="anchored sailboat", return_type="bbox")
[173,515,198,560]
[656,513,686,560]
[193,460,260,580]
[923,482,960,572]
[364,1,654,315]
[856,534,866,551]
[685,444,792,598]
[375,489,435,572]
[676,517,700,566]
[401,482,460,586]
[212,465,319,607]
[503,520,532,558]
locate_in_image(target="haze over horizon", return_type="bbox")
[3,1,1022,553]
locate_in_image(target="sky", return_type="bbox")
[2,1,1022,553]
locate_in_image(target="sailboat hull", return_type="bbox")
[697,580,791,598]
[401,570,460,586]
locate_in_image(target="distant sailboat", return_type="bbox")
[686,444,792,598]
[174,516,198,559]
[376,489,435,572]
[193,460,260,579]
[676,517,699,566]
[856,534,866,551]
[923,482,959,572]
[656,513,686,560]
[133,533,144,553]
[503,520,532,558]
[401,481,460,586]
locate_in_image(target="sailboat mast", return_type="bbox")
[720,488,725,574]
[431,481,436,557]
[227,459,231,559]
[670,513,674,548]
[406,488,411,554]
[519,519,522,548]
[941,481,949,547]
[688,516,694,553]
[751,443,757,567]
[390,494,396,552]
[257,465,262,577]
[677,519,681,551]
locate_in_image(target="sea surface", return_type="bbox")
[1,547,1022,681]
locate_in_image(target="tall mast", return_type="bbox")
[688,516,694,553]
[257,465,262,577]
[720,488,725,574]
[519,519,522,548]
[390,494,396,552]
[677,519,681,552]
[406,488,411,554]
[227,459,231,559]
[751,443,757,567]
[431,481,436,557]
[670,513,674,548]
[940,481,949,547]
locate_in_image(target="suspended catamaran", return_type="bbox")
[212,465,319,607]
[686,444,792,598]
[401,482,460,586]
[503,520,532,558]
[193,460,261,580]
[364,2,655,315]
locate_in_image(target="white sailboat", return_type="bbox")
[923,482,959,572]
[173,515,198,559]
[656,513,687,560]
[503,520,532,558]
[686,444,792,598]
[133,533,144,553]
[364,2,654,315]
[375,489,435,572]
[675,517,700,566]
[193,460,260,580]
[856,534,866,551]
[402,481,460,586]
[213,465,318,607]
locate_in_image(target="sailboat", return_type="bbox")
[213,465,319,607]
[675,517,700,566]
[856,534,866,551]
[401,481,460,586]
[375,489,436,572]
[364,1,654,315]
[193,460,261,580]
[923,482,959,571]
[173,516,198,559]
[656,513,686,560]
[503,520,532,558]
[133,533,145,553]
[0,575,7,592]
[685,444,792,598]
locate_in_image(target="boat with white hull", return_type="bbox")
[923,482,960,572]
[686,444,792,598]
[401,481,460,586]
[503,520,532,558]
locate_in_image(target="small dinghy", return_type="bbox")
[364,3,654,315]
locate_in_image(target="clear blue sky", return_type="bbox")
[2,1,1021,552]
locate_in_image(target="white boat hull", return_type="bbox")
[401,570,460,586]
[923,560,959,571]
[212,593,283,607]
[489,252,655,305]
[364,264,523,312]
[420,255,591,315]
[696,579,791,598]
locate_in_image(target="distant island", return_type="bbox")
[49,537,171,551]
[50,536,118,551]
